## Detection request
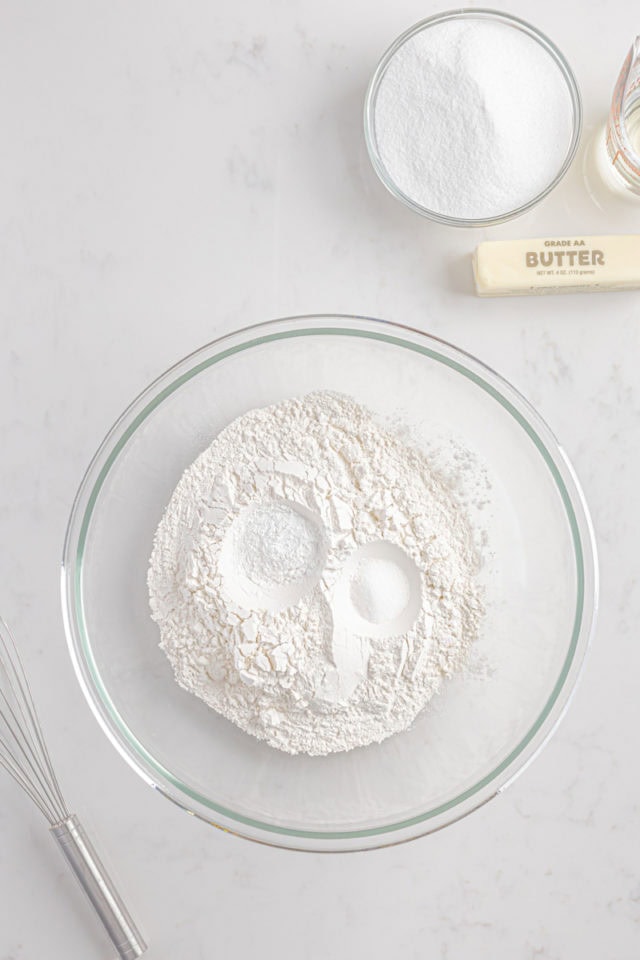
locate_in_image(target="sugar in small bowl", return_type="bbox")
[364,9,582,227]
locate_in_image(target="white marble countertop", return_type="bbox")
[1,0,639,957]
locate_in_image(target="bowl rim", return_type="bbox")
[363,8,583,227]
[61,315,598,851]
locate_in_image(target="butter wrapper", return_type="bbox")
[473,234,640,297]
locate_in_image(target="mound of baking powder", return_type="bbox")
[148,392,484,755]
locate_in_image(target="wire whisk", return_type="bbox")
[0,617,146,960]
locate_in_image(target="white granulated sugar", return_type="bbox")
[148,392,484,755]
[373,18,574,220]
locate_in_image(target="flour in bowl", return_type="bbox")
[148,392,484,755]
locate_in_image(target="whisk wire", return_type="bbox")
[0,715,62,821]
[0,687,65,821]
[6,638,68,818]
[3,621,68,816]
[0,618,68,824]
[0,730,56,820]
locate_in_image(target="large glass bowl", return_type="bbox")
[62,316,597,851]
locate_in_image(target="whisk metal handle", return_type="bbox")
[50,815,146,960]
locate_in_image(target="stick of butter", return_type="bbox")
[473,234,640,297]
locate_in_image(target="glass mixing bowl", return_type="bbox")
[62,316,597,851]
[364,9,583,227]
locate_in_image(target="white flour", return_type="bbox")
[148,392,484,755]
[373,18,574,220]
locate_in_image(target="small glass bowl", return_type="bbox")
[364,8,583,228]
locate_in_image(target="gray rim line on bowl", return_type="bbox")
[363,7,583,227]
[66,323,592,841]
